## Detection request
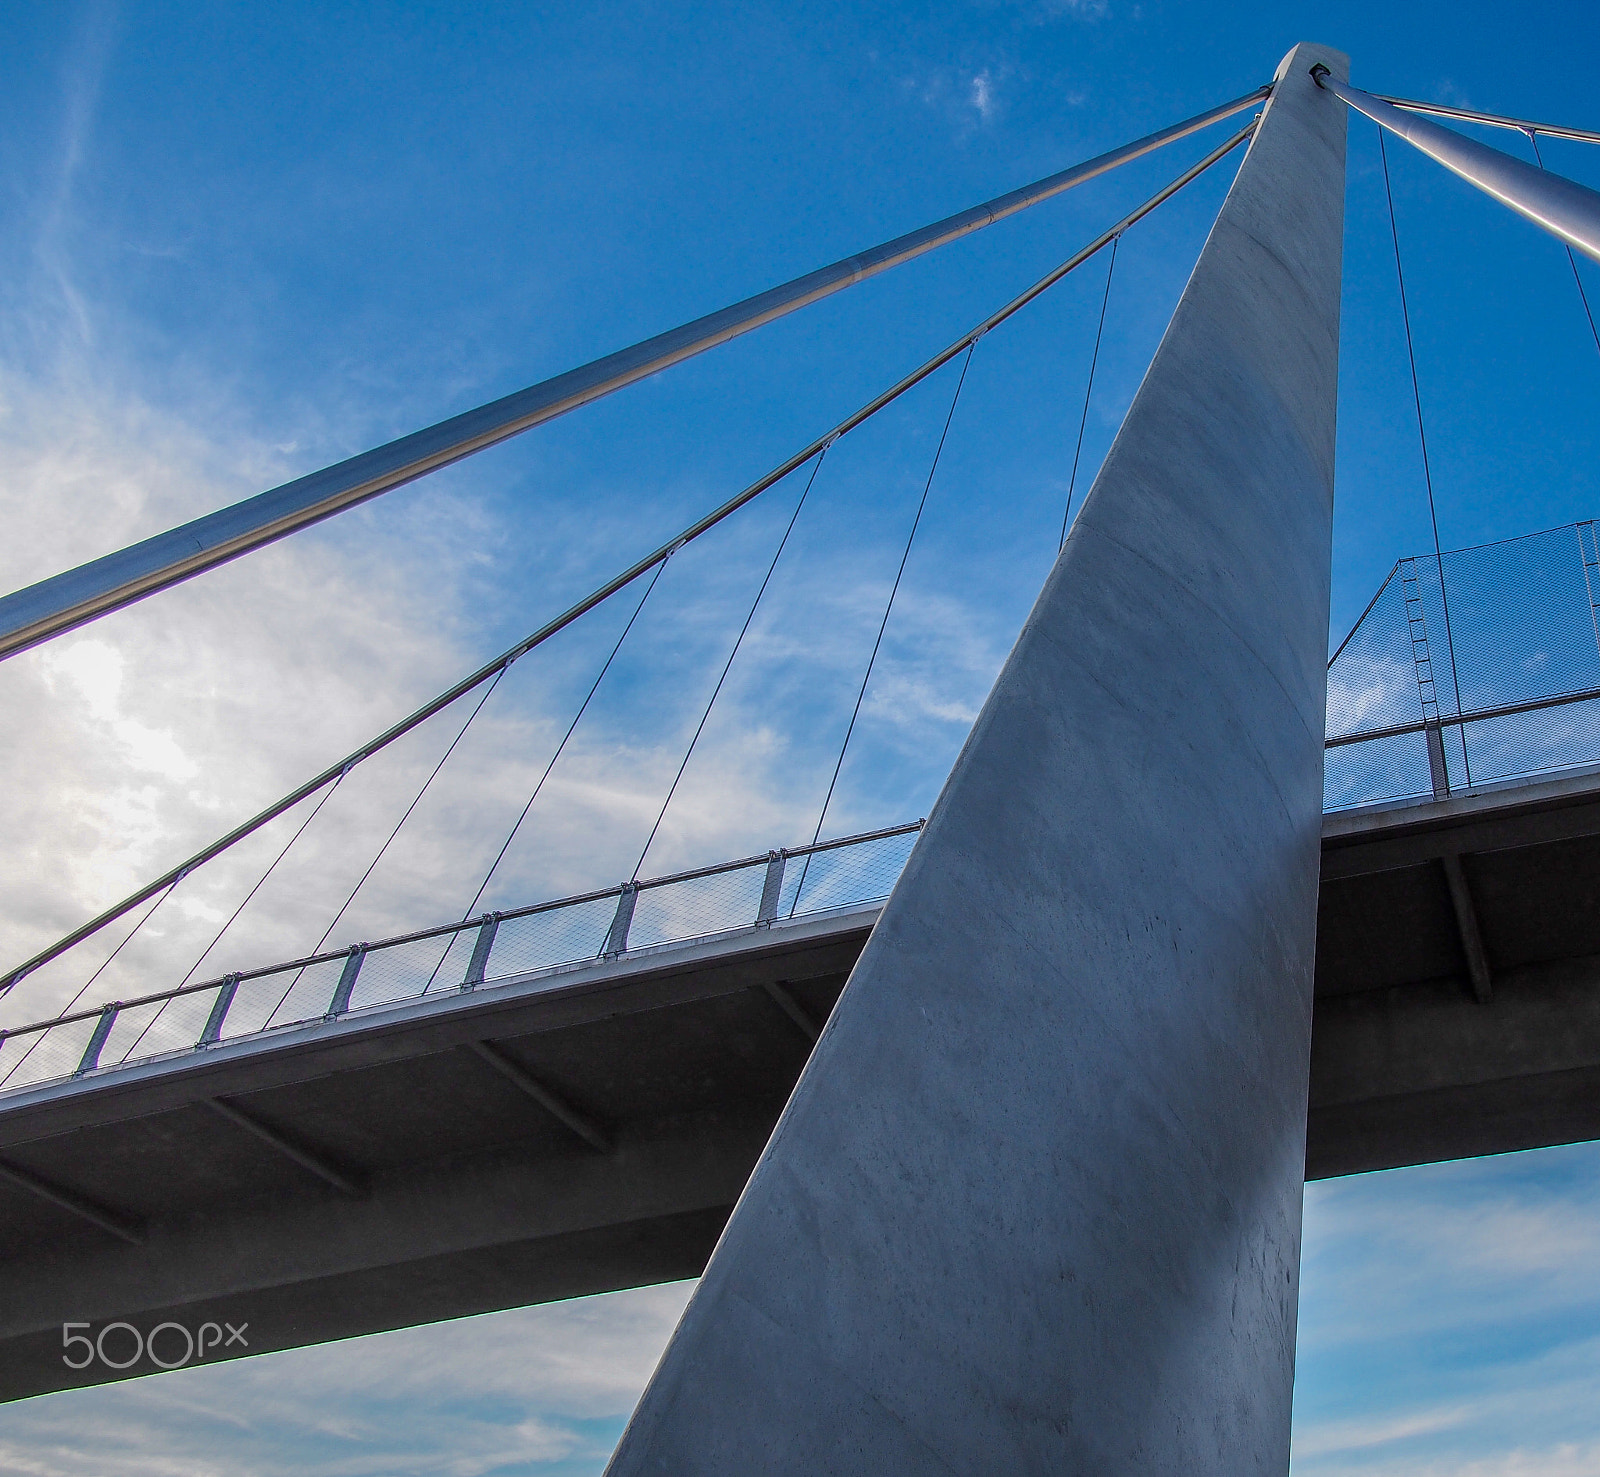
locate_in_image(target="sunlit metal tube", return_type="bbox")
[0,87,1268,662]
[1317,71,1600,265]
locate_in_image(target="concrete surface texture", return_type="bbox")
[605,42,1348,1476]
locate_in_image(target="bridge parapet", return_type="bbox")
[6,522,1600,1134]
[0,822,922,1101]
[1328,519,1600,809]
[9,536,1600,1111]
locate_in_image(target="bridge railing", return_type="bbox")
[13,521,1600,1094]
[1325,520,1600,810]
[0,821,923,1100]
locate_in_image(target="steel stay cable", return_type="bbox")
[420,549,678,994]
[1376,94,1600,148]
[630,444,832,885]
[1379,124,1472,788]
[2,118,1256,998]
[789,344,975,918]
[1061,234,1119,549]
[1528,132,1600,359]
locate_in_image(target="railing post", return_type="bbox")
[461,914,501,991]
[198,975,241,1047]
[74,1004,119,1076]
[327,946,367,1018]
[756,851,786,927]
[1424,721,1451,800]
[603,886,638,958]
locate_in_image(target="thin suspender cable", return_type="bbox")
[175,773,348,992]
[1379,126,1471,787]
[466,552,674,917]
[258,670,510,1027]
[1528,131,1600,359]
[1061,234,1119,549]
[631,445,832,882]
[116,773,354,1070]
[62,880,178,1011]
[0,878,182,1087]
[1375,96,1600,148]
[417,550,678,994]
[310,665,510,957]
[3,118,1256,998]
[789,345,975,916]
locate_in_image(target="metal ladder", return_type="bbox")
[1578,521,1600,665]
[1401,557,1451,798]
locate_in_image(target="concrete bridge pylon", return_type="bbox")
[606,41,1348,1474]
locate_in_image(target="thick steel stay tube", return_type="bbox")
[1319,72,1600,264]
[0,88,1267,662]
[0,123,1255,998]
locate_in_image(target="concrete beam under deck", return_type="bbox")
[2,770,1600,1400]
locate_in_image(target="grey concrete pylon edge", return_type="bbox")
[606,42,1347,1476]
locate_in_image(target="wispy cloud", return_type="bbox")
[1293,1403,1473,1461]
[2,1283,694,1476]
[970,69,997,123]
[1294,1144,1600,1473]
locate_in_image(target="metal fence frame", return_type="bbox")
[1325,520,1600,811]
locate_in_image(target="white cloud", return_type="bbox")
[970,70,996,123]
[1293,1403,1472,1461]
[1299,1442,1600,1477]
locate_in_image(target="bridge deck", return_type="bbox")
[2,768,1598,1399]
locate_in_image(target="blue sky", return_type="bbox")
[3,1,1600,1472]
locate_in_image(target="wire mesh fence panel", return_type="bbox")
[1459,697,1600,786]
[629,863,767,951]
[483,896,617,983]
[97,998,171,1066]
[217,966,315,1040]
[426,927,481,992]
[0,1014,100,1093]
[349,935,465,1013]
[263,956,350,1030]
[1442,528,1600,713]
[782,830,918,920]
[102,988,217,1065]
[1324,732,1435,811]
[1325,521,1600,808]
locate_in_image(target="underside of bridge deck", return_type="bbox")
[1312,767,1600,1176]
[1,769,1598,1401]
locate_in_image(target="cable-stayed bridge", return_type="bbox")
[3,42,1600,1471]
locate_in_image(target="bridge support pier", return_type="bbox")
[607,42,1346,1475]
